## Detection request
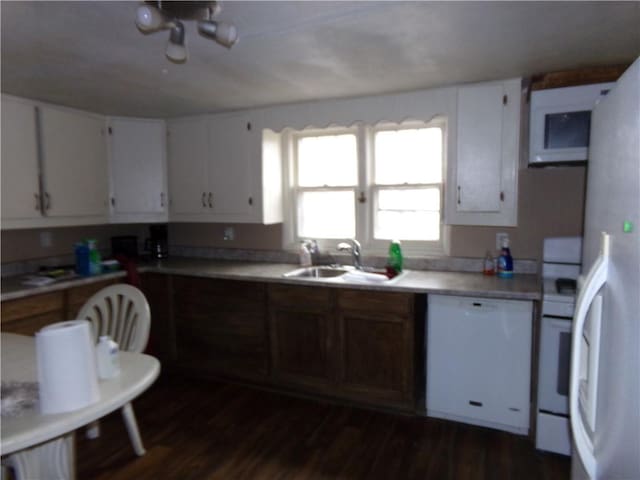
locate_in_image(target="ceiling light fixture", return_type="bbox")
[134,1,238,64]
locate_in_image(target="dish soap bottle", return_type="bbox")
[299,242,312,267]
[387,240,404,277]
[497,237,514,278]
[87,239,102,276]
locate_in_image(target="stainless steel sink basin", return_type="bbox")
[283,266,352,279]
[282,265,407,285]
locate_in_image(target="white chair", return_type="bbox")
[76,284,151,456]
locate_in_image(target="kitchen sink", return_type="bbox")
[283,265,353,279]
[282,265,407,284]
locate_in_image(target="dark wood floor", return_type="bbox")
[76,376,570,480]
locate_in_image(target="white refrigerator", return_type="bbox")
[570,57,640,479]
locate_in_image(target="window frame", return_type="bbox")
[364,119,447,255]
[282,118,448,257]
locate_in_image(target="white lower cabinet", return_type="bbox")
[426,294,532,434]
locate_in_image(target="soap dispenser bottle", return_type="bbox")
[497,237,514,278]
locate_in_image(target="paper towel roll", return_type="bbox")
[36,320,100,414]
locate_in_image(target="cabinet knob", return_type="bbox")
[44,192,51,211]
[457,186,461,205]
[160,192,165,208]
[208,192,213,209]
[201,192,207,208]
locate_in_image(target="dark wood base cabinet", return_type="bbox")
[1,278,117,335]
[171,275,269,382]
[268,284,415,411]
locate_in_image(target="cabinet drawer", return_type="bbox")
[337,289,413,317]
[2,291,65,324]
[173,276,265,304]
[268,284,331,311]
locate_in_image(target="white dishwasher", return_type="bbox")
[426,294,533,435]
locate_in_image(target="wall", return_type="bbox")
[449,166,586,260]
[168,166,586,262]
[0,167,585,266]
[1,224,149,264]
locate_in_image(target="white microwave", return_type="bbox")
[529,82,614,165]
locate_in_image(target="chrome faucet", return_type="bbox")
[337,239,363,270]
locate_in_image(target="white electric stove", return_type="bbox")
[536,236,582,456]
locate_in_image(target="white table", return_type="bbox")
[1,333,160,479]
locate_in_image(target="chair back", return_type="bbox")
[76,284,150,353]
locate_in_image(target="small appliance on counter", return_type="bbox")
[111,235,139,259]
[145,224,168,259]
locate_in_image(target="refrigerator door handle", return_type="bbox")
[570,232,610,479]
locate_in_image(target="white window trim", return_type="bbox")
[282,119,449,258]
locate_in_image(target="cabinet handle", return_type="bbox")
[34,193,40,211]
[44,192,51,211]
[208,192,213,209]
[457,186,461,205]
[201,192,207,208]
[160,192,165,208]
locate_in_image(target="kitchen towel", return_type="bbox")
[35,320,100,414]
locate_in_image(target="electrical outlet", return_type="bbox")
[496,232,508,250]
[223,226,235,241]
[40,231,52,248]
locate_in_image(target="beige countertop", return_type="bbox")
[2,258,541,302]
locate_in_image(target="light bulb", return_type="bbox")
[166,22,187,63]
[213,22,238,48]
[198,20,238,49]
[135,5,166,32]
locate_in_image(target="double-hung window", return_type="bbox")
[287,119,445,254]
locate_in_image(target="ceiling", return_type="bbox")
[1,1,638,118]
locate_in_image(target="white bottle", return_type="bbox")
[96,335,120,379]
[299,242,312,267]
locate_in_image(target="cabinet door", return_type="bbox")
[40,106,108,220]
[1,292,65,336]
[174,276,268,380]
[268,284,334,389]
[336,290,415,409]
[207,113,254,220]
[167,117,209,218]
[140,273,175,363]
[108,117,167,222]
[426,295,532,434]
[1,96,42,225]
[447,78,520,226]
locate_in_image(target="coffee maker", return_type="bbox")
[145,224,168,259]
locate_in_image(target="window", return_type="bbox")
[286,119,446,254]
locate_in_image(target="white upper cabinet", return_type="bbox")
[108,117,168,223]
[167,111,282,224]
[1,96,109,229]
[167,116,209,217]
[1,95,42,226]
[39,105,108,222]
[446,78,521,226]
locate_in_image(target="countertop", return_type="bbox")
[1,258,541,302]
